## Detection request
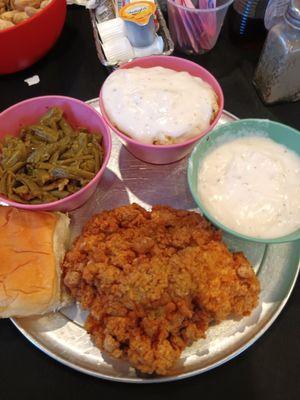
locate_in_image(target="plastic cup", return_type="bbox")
[167,0,233,55]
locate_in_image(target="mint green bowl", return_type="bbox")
[187,119,300,244]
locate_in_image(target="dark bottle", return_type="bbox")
[229,0,269,41]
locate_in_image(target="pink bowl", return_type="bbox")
[99,55,224,164]
[0,96,112,211]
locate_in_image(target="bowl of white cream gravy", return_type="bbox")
[188,119,300,243]
[99,56,224,164]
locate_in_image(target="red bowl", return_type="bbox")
[0,0,66,74]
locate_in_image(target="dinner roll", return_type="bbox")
[0,207,70,318]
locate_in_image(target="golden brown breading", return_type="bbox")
[63,204,260,375]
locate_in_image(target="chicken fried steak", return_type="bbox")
[63,204,260,375]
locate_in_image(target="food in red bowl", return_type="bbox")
[0,0,66,74]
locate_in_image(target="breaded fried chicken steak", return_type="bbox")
[63,204,260,375]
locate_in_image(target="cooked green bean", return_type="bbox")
[67,183,78,193]
[0,107,104,204]
[30,125,59,143]
[9,193,27,203]
[7,171,15,198]
[36,162,55,170]
[40,107,63,128]
[43,178,68,192]
[92,146,101,172]
[10,161,26,173]
[29,198,43,205]
[13,185,29,195]
[49,190,70,199]
[15,174,42,197]
[50,150,60,163]
[59,117,73,136]
[0,172,7,195]
[33,169,51,185]
[50,166,95,180]
[81,160,96,172]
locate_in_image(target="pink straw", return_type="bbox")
[169,0,218,53]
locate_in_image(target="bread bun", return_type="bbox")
[0,207,70,318]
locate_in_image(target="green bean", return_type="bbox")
[37,162,55,170]
[13,185,29,195]
[26,164,35,175]
[43,178,68,192]
[29,198,43,205]
[49,190,70,199]
[50,150,60,163]
[2,141,27,169]
[0,107,104,204]
[66,182,77,193]
[50,166,94,180]
[92,146,100,172]
[15,174,41,196]
[81,160,95,172]
[78,132,88,149]
[40,107,63,128]
[59,117,73,135]
[9,193,27,203]
[28,145,51,164]
[41,192,57,203]
[30,125,59,143]
[33,169,51,185]
[10,161,26,173]
[0,172,7,195]
[56,137,71,157]
[7,172,15,198]
[58,155,94,166]
[92,133,102,146]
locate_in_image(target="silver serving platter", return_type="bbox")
[12,99,300,383]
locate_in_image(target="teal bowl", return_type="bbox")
[187,119,300,244]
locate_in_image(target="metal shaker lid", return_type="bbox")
[286,0,300,27]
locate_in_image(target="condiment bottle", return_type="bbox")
[253,0,300,104]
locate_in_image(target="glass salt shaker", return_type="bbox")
[253,0,300,104]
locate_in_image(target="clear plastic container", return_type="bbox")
[264,0,289,29]
[167,0,233,55]
[253,0,300,104]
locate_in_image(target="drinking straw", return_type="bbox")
[173,0,200,52]
[176,0,201,53]
[169,0,218,53]
[169,3,185,48]
[181,0,205,51]
[199,0,217,48]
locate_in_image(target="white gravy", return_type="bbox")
[102,66,218,145]
[197,136,300,238]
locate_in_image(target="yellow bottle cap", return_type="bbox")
[119,1,157,26]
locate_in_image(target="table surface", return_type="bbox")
[0,5,299,400]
